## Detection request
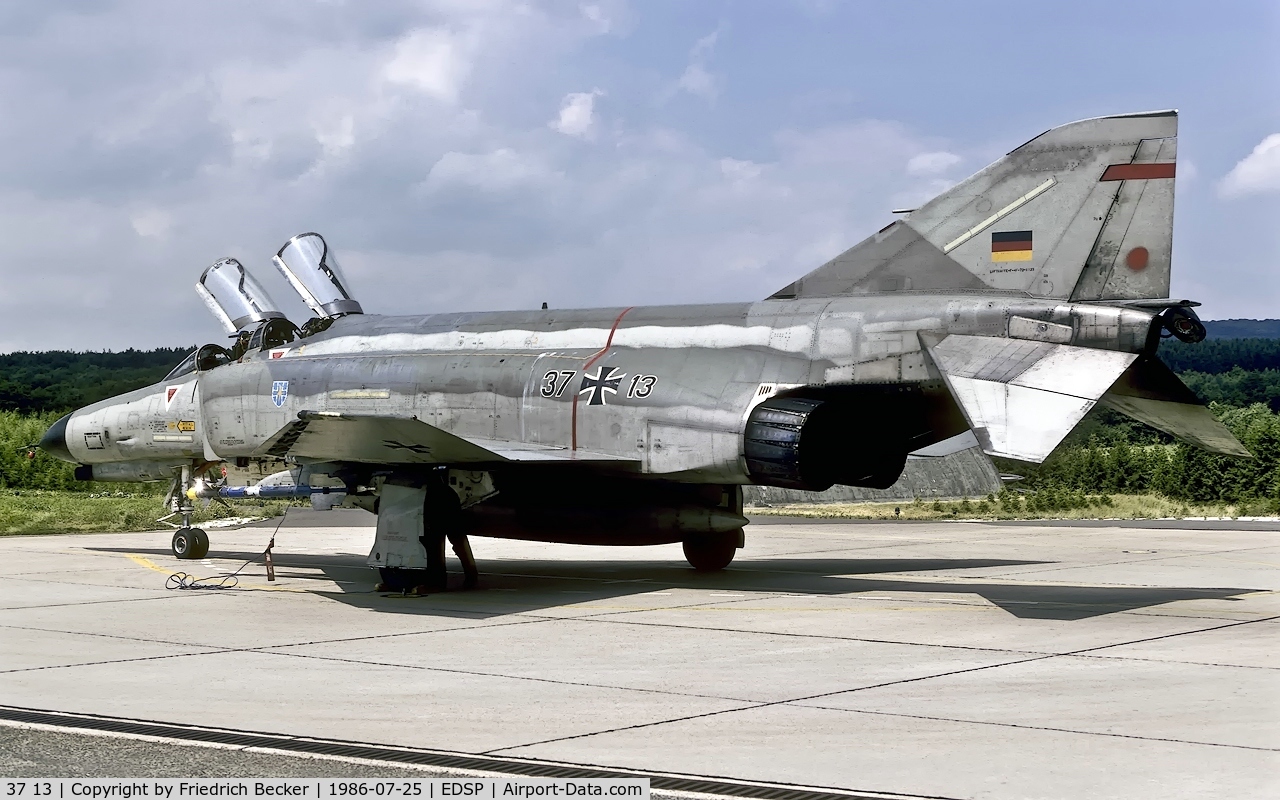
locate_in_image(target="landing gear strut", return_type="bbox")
[166,463,210,559]
[372,475,480,594]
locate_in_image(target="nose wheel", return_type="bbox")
[172,528,209,560]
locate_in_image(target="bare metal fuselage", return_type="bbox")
[60,294,1155,482]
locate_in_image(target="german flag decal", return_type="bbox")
[991,230,1032,262]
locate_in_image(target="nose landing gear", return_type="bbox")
[163,462,212,560]
[172,527,210,559]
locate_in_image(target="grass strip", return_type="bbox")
[0,490,293,535]
[749,493,1277,521]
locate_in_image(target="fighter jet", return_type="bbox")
[39,110,1247,593]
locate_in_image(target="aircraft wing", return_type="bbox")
[257,411,641,466]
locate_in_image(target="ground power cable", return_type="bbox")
[165,508,288,590]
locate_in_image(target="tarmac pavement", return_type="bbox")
[0,510,1276,798]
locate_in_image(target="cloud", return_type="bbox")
[550,90,604,138]
[382,27,471,103]
[0,3,1000,352]
[673,29,720,100]
[719,158,762,182]
[421,148,560,193]
[1219,134,1280,198]
[130,209,172,239]
[906,151,961,176]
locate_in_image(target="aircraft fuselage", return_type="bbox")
[52,293,1156,484]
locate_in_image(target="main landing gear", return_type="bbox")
[682,528,743,571]
[371,475,482,595]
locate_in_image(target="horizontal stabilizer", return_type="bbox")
[257,411,641,466]
[926,335,1138,462]
[1101,358,1251,457]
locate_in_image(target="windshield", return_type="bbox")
[163,349,199,382]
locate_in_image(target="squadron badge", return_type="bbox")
[271,380,289,408]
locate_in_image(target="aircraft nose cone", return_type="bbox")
[39,413,74,462]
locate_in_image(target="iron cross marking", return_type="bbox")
[579,366,626,406]
[383,440,432,455]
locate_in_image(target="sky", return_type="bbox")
[0,0,1277,352]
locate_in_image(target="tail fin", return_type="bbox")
[772,111,1177,301]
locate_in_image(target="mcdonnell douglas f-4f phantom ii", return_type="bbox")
[40,110,1247,592]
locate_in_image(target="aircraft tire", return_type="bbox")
[683,531,739,571]
[188,528,210,559]
[172,528,201,560]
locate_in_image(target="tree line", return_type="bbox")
[0,348,192,414]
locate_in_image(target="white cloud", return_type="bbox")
[421,149,559,193]
[906,151,961,176]
[382,28,471,102]
[550,90,603,138]
[719,158,762,181]
[130,209,172,239]
[1219,134,1280,198]
[579,3,610,32]
[672,29,720,100]
[315,115,356,158]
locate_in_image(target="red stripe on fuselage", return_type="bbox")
[571,307,634,451]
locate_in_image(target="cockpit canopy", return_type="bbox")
[195,258,287,334]
[272,232,362,319]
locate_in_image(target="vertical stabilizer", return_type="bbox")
[773,111,1177,301]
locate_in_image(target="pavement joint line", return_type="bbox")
[567,615,1053,657]
[483,613,1280,754]
[0,708,960,800]
[0,647,235,675]
[1068,652,1280,671]
[1058,613,1280,656]
[0,614,559,677]
[1123,609,1272,622]
[564,612,1280,670]
[481,650,1057,755]
[792,703,1280,753]
[0,613,555,655]
[0,591,218,612]
[0,622,227,650]
[530,583,1248,615]
[974,543,1280,579]
[257,648,767,705]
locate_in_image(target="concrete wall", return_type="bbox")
[743,447,1003,505]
